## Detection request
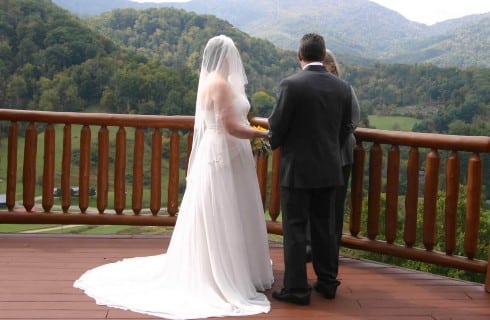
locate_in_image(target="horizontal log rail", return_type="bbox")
[0,109,488,292]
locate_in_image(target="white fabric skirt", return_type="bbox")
[74,132,274,319]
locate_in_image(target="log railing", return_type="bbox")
[0,109,488,292]
[0,109,194,226]
[344,128,490,292]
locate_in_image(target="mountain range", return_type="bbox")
[52,0,490,68]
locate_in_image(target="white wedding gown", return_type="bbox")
[74,94,274,319]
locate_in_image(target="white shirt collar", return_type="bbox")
[302,62,323,70]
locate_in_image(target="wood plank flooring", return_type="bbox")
[1,234,488,320]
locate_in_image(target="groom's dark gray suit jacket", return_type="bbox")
[268,64,353,189]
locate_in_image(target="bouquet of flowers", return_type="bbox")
[250,125,272,156]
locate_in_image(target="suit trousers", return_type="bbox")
[280,186,339,291]
[305,164,352,278]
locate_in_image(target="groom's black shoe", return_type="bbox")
[272,288,310,305]
[313,281,340,299]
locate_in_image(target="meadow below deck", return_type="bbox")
[0,234,489,320]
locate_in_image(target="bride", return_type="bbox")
[74,35,274,319]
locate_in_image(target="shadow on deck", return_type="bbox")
[0,234,489,320]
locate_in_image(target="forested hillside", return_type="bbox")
[85,8,299,97]
[0,1,299,116]
[0,0,199,115]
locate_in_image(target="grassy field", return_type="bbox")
[368,115,419,131]
[0,223,175,234]
[0,223,284,242]
[0,224,59,233]
[0,209,283,241]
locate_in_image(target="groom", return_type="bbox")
[268,33,353,305]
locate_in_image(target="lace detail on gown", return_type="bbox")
[74,93,274,319]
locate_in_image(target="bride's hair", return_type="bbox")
[200,35,247,88]
[203,37,224,73]
[324,48,341,77]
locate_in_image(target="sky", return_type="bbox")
[131,0,490,26]
[369,0,490,25]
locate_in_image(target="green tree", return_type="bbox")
[5,75,28,108]
[251,91,275,117]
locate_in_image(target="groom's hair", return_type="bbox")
[299,33,326,62]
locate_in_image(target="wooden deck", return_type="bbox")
[0,234,489,320]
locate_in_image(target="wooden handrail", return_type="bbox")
[0,109,194,129]
[355,127,490,152]
[0,110,488,292]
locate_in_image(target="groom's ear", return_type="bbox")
[297,51,303,62]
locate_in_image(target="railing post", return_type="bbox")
[114,127,127,214]
[150,129,162,215]
[79,125,91,213]
[444,151,460,255]
[132,128,145,215]
[97,126,109,213]
[168,129,180,216]
[350,140,365,237]
[404,147,419,248]
[42,124,55,212]
[6,122,18,211]
[423,148,440,251]
[61,124,72,213]
[23,122,37,212]
[367,143,382,240]
[464,153,482,259]
[385,145,400,244]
